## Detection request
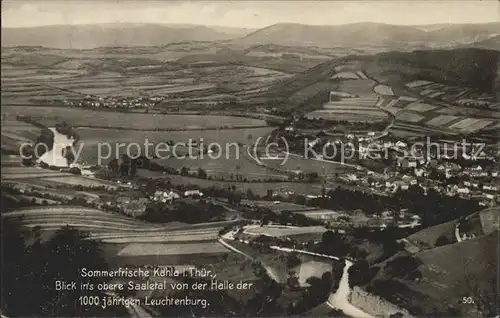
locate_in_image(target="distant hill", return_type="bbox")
[263,48,500,110]
[230,22,500,49]
[1,23,241,49]
[361,48,500,93]
[468,35,500,50]
[4,22,498,50]
[431,23,500,44]
[230,22,428,49]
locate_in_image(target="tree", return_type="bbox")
[119,154,131,177]
[2,223,125,317]
[306,172,319,183]
[197,168,207,179]
[63,146,75,166]
[107,158,119,174]
[435,235,451,247]
[386,256,422,279]
[20,144,35,166]
[286,253,301,269]
[348,260,371,287]
[180,166,190,176]
[246,189,256,200]
[130,160,137,177]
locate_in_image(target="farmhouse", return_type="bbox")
[184,190,203,197]
[456,187,470,194]
[152,190,181,203]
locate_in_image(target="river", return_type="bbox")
[327,260,374,318]
[220,227,375,318]
[37,127,76,167]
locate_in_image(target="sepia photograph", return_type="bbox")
[1,1,499,317]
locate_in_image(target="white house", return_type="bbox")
[484,193,496,200]
[184,190,203,197]
[395,141,407,148]
[457,187,470,194]
[414,168,425,177]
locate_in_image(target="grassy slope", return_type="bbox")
[371,231,499,316]
[405,219,457,249]
[262,48,500,112]
[362,48,500,94]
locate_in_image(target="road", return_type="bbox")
[218,227,374,317]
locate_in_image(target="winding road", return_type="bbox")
[218,227,374,317]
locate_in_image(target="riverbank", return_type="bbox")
[349,286,413,317]
[220,222,415,317]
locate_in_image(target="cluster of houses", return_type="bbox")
[61,95,165,109]
[331,134,499,206]
[279,126,499,207]
[113,189,204,216]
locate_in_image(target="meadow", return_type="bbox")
[76,126,274,171]
[116,242,227,256]
[146,173,328,197]
[265,155,358,177]
[41,175,121,189]
[243,224,327,237]
[2,106,268,130]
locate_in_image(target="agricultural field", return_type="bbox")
[116,242,228,256]
[2,204,234,269]
[395,111,425,123]
[376,96,418,114]
[404,102,438,112]
[2,106,267,130]
[338,79,377,98]
[331,70,369,80]
[2,206,158,228]
[294,261,334,287]
[305,77,386,122]
[264,154,359,177]
[373,84,395,96]
[1,118,42,151]
[149,173,328,197]
[405,80,433,88]
[243,224,327,237]
[331,72,360,80]
[404,80,497,107]
[324,98,379,108]
[241,200,318,214]
[448,118,495,132]
[404,219,457,251]
[2,48,297,105]
[41,175,121,190]
[306,109,387,122]
[294,209,342,219]
[1,155,23,167]
[2,205,227,241]
[76,126,273,168]
[426,115,461,126]
[1,166,74,180]
[375,94,499,134]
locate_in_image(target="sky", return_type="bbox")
[2,0,499,29]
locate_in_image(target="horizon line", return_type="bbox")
[3,20,499,29]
